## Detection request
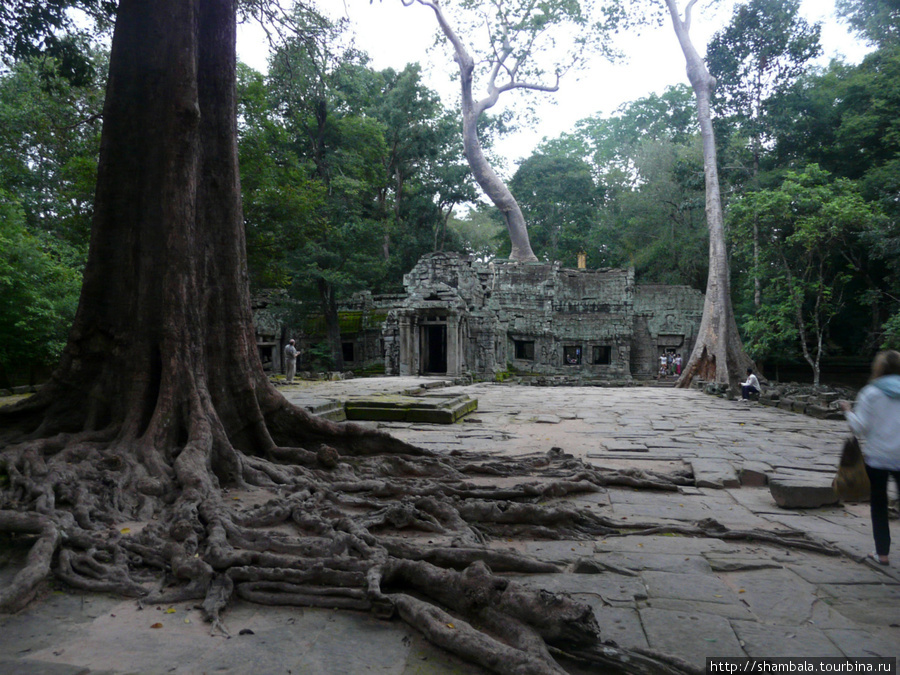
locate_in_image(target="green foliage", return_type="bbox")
[0,0,114,85]
[536,86,707,284]
[509,154,601,266]
[729,165,881,380]
[0,54,104,254]
[706,0,821,188]
[0,193,82,386]
[835,0,900,48]
[448,204,505,261]
[881,312,900,350]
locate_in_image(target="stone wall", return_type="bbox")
[256,253,705,381]
[383,253,704,381]
[632,285,704,378]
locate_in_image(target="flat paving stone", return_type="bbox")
[730,621,844,658]
[823,628,900,660]
[590,605,649,650]
[595,551,712,574]
[643,597,755,620]
[817,583,900,625]
[719,569,820,624]
[786,557,896,585]
[641,571,741,605]
[639,607,746,668]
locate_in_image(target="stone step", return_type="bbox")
[344,394,477,424]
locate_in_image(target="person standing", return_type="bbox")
[283,339,298,384]
[675,353,682,376]
[841,350,900,566]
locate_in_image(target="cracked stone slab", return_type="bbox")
[817,584,900,625]
[719,569,820,624]
[739,461,772,487]
[643,597,754,620]
[592,551,712,575]
[731,622,844,658]
[786,558,896,585]
[601,441,650,452]
[704,555,783,573]
[534,414,561,424]
[642,571,741,605]
[690,459,741,488]
[639,607,745,668]
[512,572,648,605]
[824,628,900,659]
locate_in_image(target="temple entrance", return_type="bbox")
[421,323,447,374]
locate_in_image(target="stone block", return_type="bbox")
[739,461,771,487]
[777,400,794,411]
[690,459,740,489]
[768,475,840,508]
[791,400,808,413]
[344,394,477,424]
[806,404,832,419]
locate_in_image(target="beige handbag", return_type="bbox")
[832,436,870,502]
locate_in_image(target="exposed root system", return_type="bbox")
[0,391,833,675]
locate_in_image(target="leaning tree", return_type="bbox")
[400,0,610,263]
[0,1,712,672]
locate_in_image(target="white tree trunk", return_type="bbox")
[663,0,754,390]
[409,0,537,262]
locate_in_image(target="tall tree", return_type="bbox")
[0,4,694,672]
[400,0,605,262]
[706,0,821,308]
[730,165,882,385]
[509,153,601,266]
[836,0,900,48]
[657,0,755,390]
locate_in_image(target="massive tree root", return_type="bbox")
[1,383,837,675]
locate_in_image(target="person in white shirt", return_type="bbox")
[740,368,760,400]
[840,350,900,566]
[283,339,298,384]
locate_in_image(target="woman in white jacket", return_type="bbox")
[841,350,900,565]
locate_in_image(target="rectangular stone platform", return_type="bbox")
[344,393,477,424]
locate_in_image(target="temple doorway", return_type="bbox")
[421,323,447,374]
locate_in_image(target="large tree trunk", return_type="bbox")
[663,0,755,391]
[413,0,537,262]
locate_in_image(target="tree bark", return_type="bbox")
[409,0,538,262]
[663,0,755,391]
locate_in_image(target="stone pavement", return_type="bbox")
[2,378,899,674]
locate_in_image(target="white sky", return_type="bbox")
[237,0,871,172]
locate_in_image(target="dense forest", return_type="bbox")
[1,0,898,388]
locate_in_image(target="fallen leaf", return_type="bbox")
[184,618,191,624]
[165,608,176,614]
[120,528,131,534]
[739,589,746,594]
[151,623,163,629]
[714,594,723,598]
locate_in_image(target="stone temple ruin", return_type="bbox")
[256,253,705,383]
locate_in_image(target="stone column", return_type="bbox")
[398,314,413,376]
[446,313,460,376]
